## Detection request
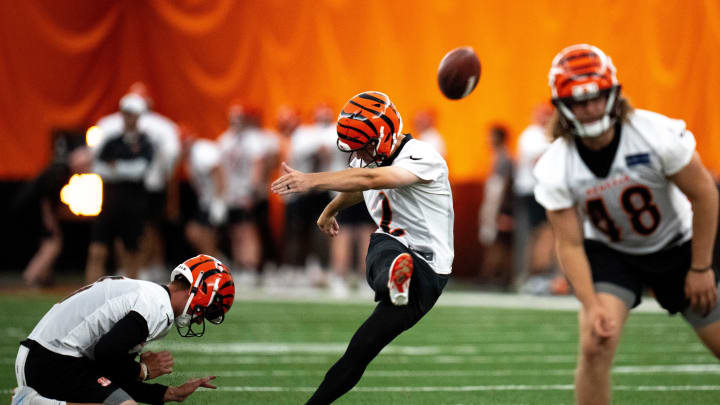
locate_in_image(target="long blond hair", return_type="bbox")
[548,97,634,141]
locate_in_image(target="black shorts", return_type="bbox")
[188,208,214,227]
[18,340,131,404]
[517,195,547,229]
[145,190,167,222]
[285,192,332,229]
[338,202,375,226]
[227,207,254,224]
[584,239,719,315]
[90,182,147,251]
[365,233,449,313]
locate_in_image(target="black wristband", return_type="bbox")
[690,265,713,273]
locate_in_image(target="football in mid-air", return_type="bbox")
[437,46,481,100]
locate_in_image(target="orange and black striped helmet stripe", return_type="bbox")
[336,91,402,157]
[549,44,618,100]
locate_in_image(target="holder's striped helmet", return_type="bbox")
[336,91,403,164]
[170,254,235,337]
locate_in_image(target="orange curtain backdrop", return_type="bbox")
[1,0,719,180]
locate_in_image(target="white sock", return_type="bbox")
[29,395,66,405]
[14,386,66,405]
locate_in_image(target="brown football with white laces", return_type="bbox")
[437,46,481,100]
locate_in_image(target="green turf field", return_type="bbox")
[1,294,718,404]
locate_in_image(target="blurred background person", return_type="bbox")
[94,82,180,282]
[277,106,331,287]
[218,104,273,286]
[250,108,281,277]
[85,94,154,283]
[132,82,181,282]
[12,146,91,287]
[180,125,227,261]
[413,109,447,159]
[308,104,377,298]
[512,102,567,294]
[478,124,515,289]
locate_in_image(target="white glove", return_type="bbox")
[208,198,227,226]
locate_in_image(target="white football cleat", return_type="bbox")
[388,253,413,306]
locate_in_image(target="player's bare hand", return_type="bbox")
[588,303,616,339]
[271,162,311,195]
[141,350,174,379]
[685,269,717,316]
[317,213,340,237]
[163,376,216,402]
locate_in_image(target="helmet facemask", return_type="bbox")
[553,86,621,138]
[175,270,210,337]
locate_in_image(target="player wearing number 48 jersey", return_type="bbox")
[534,44,720,405]
[272,91,453,404]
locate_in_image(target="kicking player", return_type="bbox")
[12,255,235,405]
[535,44,720,405]
[272,91,454,404]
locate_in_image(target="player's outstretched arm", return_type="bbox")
[271,162,423,195]
[163,376,216,402]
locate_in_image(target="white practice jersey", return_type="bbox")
[352,138,454,274]
[417,128,447,159]
[94,111,180,191]
[27,278,174,358]
[289,124,333,173]
[286,123,333,201]
[514,124,551,196]
[142,113,180,192]
[534,109,695,254]
[218,127,278,208]
[189,139,222,211]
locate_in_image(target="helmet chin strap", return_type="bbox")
[575,116,613,138]
[374,126,401,164]
[175,271,205,328]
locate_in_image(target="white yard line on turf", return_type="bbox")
[176,369,576,377]
[213,384,720,392]
[3,384,720,395]
[159,341,709,355]
[234,289,665,313]
[174,364,720,378]
[172,353,717,365]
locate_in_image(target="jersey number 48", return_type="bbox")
[586,185,661,242]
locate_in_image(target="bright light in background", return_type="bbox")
[60,174,103,216]
[86,126,103,148]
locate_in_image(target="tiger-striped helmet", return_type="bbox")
[336,91,403,164]
[548,44,621,137]
[170,254,235,337]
